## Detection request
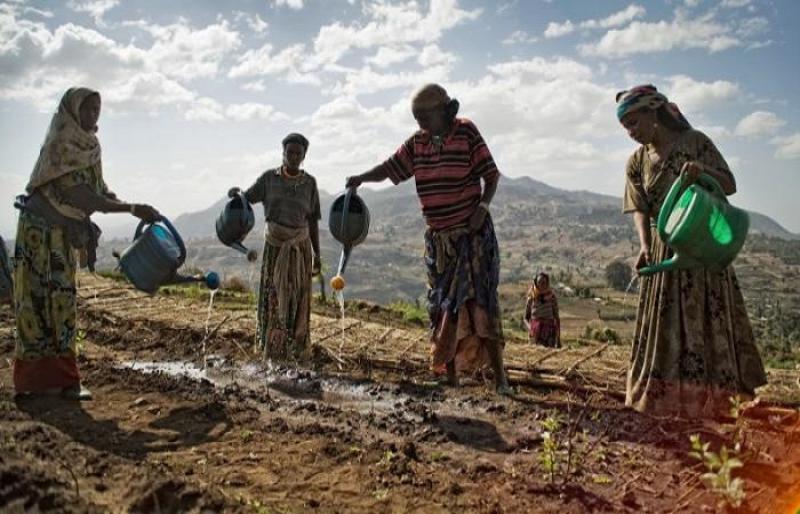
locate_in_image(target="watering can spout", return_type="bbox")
[230,242,258,262]
[638,256,678,276]
[638,253,702,276]
[337,247,352,276]
[170,271,220,290]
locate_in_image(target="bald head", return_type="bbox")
[412,83,449,111]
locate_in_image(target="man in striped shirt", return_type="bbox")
[346,84,510,394]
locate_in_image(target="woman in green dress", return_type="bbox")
[616,84,766,417]
[229,133,322,363]
[13,87,160,399]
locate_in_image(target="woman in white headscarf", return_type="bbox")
[13,87,160,399]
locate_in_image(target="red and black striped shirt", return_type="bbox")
[381,118,500,230]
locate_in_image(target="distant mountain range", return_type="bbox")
[85,175,797,304]
[160,176,797,242]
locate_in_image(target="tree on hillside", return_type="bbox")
[605,259,632,291]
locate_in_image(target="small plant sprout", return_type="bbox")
[689,434,746,509]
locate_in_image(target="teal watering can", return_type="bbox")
[328,187,370,276]
[638,173,749,276]
[216,191,257,261]
[116,217,219,294]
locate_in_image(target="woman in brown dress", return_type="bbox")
[616,84,766,417]
[230,133,322,363]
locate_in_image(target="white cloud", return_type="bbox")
[771,133,800,160]
[0,8,245,118]
[721,0,751,8]
[241,80,266,92]
[366,45,416,68]
[684,0,702,7]
[23,7,53,18]
[234,11,268,34]
[312,0,481,67]
[274,0,304,9]
[502,30,538,45]
[225,102,288,122]
[134,19,241,81]
[735,111,785,138]
[544,4,645,39]
[418,44,458,67]
[544,20,574,38]
[184,97,225,122]
[229,43,321,85]
[737,16,768,38]
[66,0,119,25]
[580,11,742,57]
[582,4,646,30]
[488,56,592,81]
[325,64,451,97]
[665,75,740,111]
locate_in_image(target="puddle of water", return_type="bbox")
[119,357,416,416]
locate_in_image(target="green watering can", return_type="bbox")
[638,173,749,276]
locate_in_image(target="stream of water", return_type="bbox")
[201,289,218,370]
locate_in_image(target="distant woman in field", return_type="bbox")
[13,87,161,399]
[229,133,322,362]
[524,272,560,348]
[616,84,766,417]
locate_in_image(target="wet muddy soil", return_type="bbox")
[1,274,799,513]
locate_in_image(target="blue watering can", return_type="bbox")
[328,187,370,276]
[639,173,749,276]
[216,191,258,262]
[117,217,219,294]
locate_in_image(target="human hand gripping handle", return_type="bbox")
[131,204,162,224]
[634,245,652,271]
[345,175,363,190]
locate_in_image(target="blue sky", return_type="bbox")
[1,0,798,238]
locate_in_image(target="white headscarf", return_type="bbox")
[27,87,103,193]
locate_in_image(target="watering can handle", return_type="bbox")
[236,188,250,209]
[656,174,686,242]
[695,173,727,199]
[134,217,187,267]
[656,172,726,242]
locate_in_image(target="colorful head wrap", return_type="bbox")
[615,84,690,129]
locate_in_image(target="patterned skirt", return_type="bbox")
[12,211,80,392]
[626,227,767,417]
[255,223,313,362]
[529,318,560,348]
[424,215,504,374]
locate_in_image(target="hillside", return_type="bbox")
[2,273,798,513]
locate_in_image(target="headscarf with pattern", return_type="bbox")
[615,84,691,129]
[26,87,103,194]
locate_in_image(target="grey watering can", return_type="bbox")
[328,187,370,276]
[117,217,219,294]
[216,191,257,261]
